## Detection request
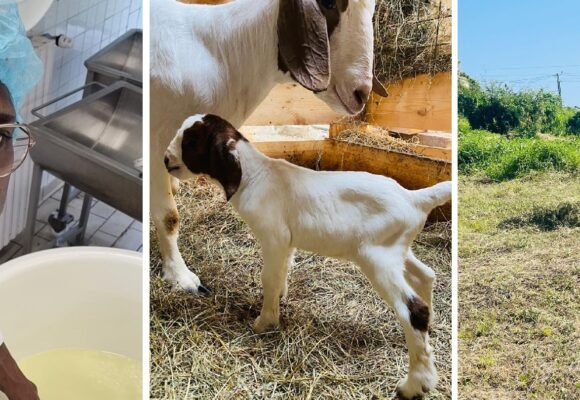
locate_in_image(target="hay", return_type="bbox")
[150,181,451,399]
[334,126,421,156]
[374,0,452,82]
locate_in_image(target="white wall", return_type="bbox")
[0,0,142,249]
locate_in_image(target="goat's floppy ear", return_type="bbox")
[278,0,330,92]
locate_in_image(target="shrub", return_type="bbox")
[458,116,471,133]
[458,129,504,174]
[459,74,576,137]
[567,111,580,135]
[486,138,580,180]
[459,128,580,180]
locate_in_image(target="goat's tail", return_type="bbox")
[412,181,452,212]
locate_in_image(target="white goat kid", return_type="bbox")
[165,114,450,399]
[151,0,382,295]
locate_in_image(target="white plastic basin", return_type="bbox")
[0,247,143,367]
[17,0,55,31]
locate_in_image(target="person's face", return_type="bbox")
[0,82,16,215]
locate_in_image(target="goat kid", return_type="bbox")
[151,0,384,294]
[165,114,451,399]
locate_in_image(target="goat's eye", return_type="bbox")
[320,0,336,10]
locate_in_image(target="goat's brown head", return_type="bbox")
[165,114,247,200]
[278,0,384,116]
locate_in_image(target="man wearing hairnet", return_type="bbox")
[0,1,43,397]
[0,81,38,400]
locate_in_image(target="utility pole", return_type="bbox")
[555,73,562,104]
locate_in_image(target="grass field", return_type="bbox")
[150,182,452,399]
[458,172,580,399]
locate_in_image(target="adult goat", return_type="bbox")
[151,0,383,293]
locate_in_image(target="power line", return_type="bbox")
[472,64,580,71]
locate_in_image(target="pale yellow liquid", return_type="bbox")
[18,348,142,400]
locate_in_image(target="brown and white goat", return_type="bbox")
[165,114,450,399]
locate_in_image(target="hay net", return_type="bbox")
[374,0,451,83]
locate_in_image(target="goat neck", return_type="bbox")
[229,140,273,208]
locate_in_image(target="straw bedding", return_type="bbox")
[374,0,452,82]
[334,127,421,156]
[150,181,451,399]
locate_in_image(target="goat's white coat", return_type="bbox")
[166,115,451,397]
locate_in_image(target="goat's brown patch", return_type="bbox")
[180,114,246,200]
[278,0,329,92]
[407,296,430,332]
[164,209,179,234]
[319,0,349,36]
[278,0,349,92]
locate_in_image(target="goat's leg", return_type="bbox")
[151,156,209,294]
[280,248,295,300]
[358,247,437,400]
[254,246,294,333]
[170,176,180,196]
[404,250,436,320]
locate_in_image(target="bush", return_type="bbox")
[458,116,471,133]
[458,129,504,174]
[486,138,580,180]
[567,111,580,135]
[459,74,576,137]
[459,128,580,180]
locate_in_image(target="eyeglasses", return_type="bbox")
[0,123,36,178]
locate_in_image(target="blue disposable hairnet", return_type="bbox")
[0,2,43,120]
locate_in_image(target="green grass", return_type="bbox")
[459,128,580,181]
[459,172,580,399]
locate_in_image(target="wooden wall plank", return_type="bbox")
[366,72,451,131]
[245,83,343,126]
[255,140,325,169]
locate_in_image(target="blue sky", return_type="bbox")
[460,0,580,107]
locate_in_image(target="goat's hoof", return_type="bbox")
[395,389,424,400]
[395,379,430,400]
[164,267,209,295]
[253,316,279,333]
[186,283,211,296]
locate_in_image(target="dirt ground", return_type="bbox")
[150,181,452,399]
[459,172,580,399]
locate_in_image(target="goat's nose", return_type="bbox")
[164,155,170,168]
[354,84,372,107]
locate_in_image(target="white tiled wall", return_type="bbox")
[0,0,141,249]
[23,0,142,118]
